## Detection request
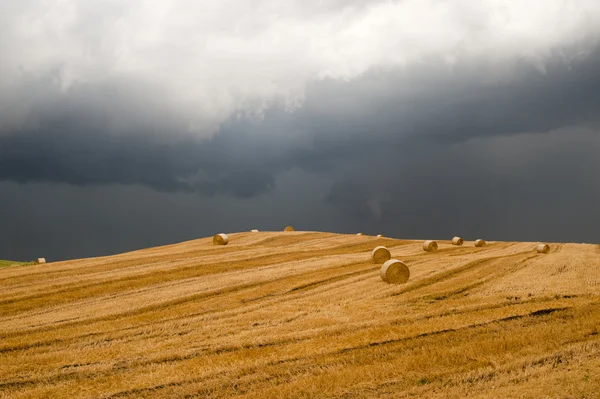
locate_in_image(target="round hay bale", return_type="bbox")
[422,240,438,252]
[213,233,229,245]
[284,226,294,232]
[451,236,464,246]
[35,258,46,264]
[371,246,391,263]
[380,259,410,284]
[536,243,550,254]
[250,229,259,233]
[474,239,486,247]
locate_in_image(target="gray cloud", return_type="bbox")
[0,168,341,261]
[2,1,600,261]
[0,132,276,197]
[2,124,599,262]
[2,1,600,136]
[1,44,600,197]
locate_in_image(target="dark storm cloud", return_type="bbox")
[2,1,600,261]
[324,127,600,240]
[2,124,599,262]
[297,47,600,144]
[0,121,276,198]
[0,169,341,261]
[1,45,600,199]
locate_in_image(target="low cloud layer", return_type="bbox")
[2,124,599,261]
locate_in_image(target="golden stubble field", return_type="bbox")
[1,232,599,398]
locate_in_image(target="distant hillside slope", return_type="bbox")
[1,232,599,398]
[0,260,31,269]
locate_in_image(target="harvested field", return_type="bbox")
[1,232,599,398]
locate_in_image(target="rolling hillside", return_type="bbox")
[1,232,599,398]
[0,261,31,269]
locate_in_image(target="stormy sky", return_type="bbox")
[1,1,600,261]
